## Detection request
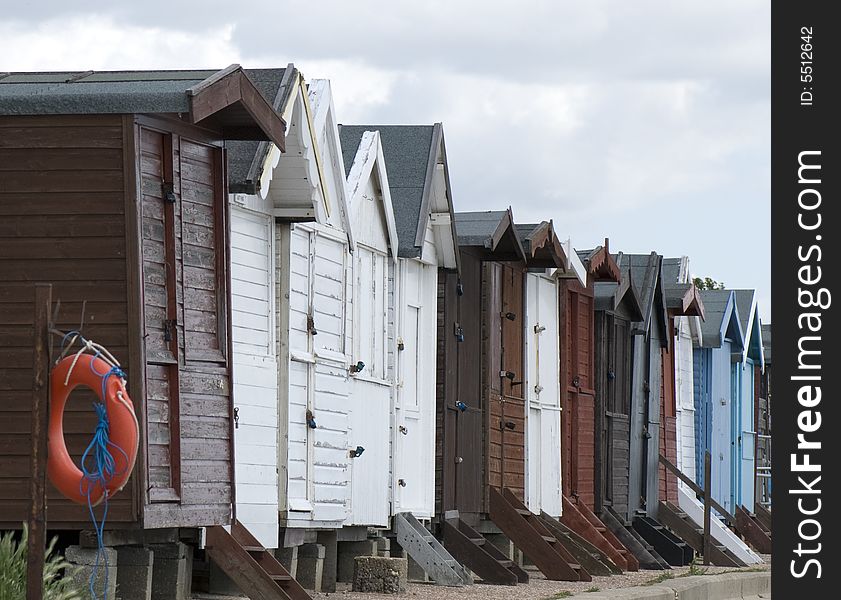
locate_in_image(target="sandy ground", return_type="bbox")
[193,556,771,600]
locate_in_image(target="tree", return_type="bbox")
[693,276,725,290]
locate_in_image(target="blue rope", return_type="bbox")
[68,335,129,600]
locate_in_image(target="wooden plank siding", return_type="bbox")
[558,279,596,509]
[138,121,233,529]
[658,321,679,505]
[594,311,632,517]
[438,246,530,525]
[0,115,136,528]
[0,114,234,530]
[486,262,527,502]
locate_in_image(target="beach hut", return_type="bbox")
[659,258,705,506]
[610,253,669,521]
[273,79,356,540]
[756,324,772,509]
[730,290,764,513]
[340,125,471,586]
[514,222,567,518]
[693,290,744,514]
[660,258,705,489]
[226,65,318,549]
[434,211,589,583]
[339,127,401,531]
[0,66,295,597]
[558,244,620,511]
[593,257,643,520]
[435,210,526,522]
[340,124,459,526]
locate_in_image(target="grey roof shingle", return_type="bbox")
[615,253,661,326]
[761,324,772,364]
[0,69,216,114]
[732,289,756,334]
[697,289,736,347]
[224,67,295,193]
[339,125,435,258]
[0,67,292,193]
[454,211,509,247]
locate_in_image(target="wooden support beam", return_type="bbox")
[659,452,736,527]
[440,519,521,586]
[735,506,772,555]
[489,488,583,581]
[27,284,52,600]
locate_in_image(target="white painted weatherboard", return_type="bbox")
[231,204,279,548]
[279,224,351,526]
[393,259,438,518]
[674,318,697,487]
[347,245,391,526]
[525,272,563,517]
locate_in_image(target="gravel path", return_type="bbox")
[194,556,771,600]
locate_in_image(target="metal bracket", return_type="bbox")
[162,182,177,203]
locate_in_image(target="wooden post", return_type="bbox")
[703,451,712,566]
[27,284,52,600]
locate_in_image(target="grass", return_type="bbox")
[685,558,709,577]
[642,571,675,586]
[546,592,575,599]
[0,525,83,600]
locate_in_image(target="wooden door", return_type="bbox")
[561,283,596,508]
[394,260,436,519]
[140,125,234,527]
[439,253,483,522]
[139,127,182,503]
[487,262,526,504]
[231,204,278,547]
[348,245,390,526]
[284,226,351,523]
[525,273,562,516]
[693,348,712,489]
[643,324,662,515]
[596,313,631,517]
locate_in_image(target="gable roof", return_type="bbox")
[345,129,399,259]
[576,240,621,283]
[0,65,287,151]
[662,256,706,319]
[615,252,668,342]
[697,289,745,351]
[594,268,644,322]
[225,66,298,193]
[514,221,566,269]
[339,124,458,263]
[454,209,526,262]
[731,289,765,367]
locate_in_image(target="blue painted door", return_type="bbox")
[693,349,710,488]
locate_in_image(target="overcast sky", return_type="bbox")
[1,1,770,320]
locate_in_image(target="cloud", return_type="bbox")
[0,2,770,319]
[0,17,238,71]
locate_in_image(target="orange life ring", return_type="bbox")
[48,354,139,506]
